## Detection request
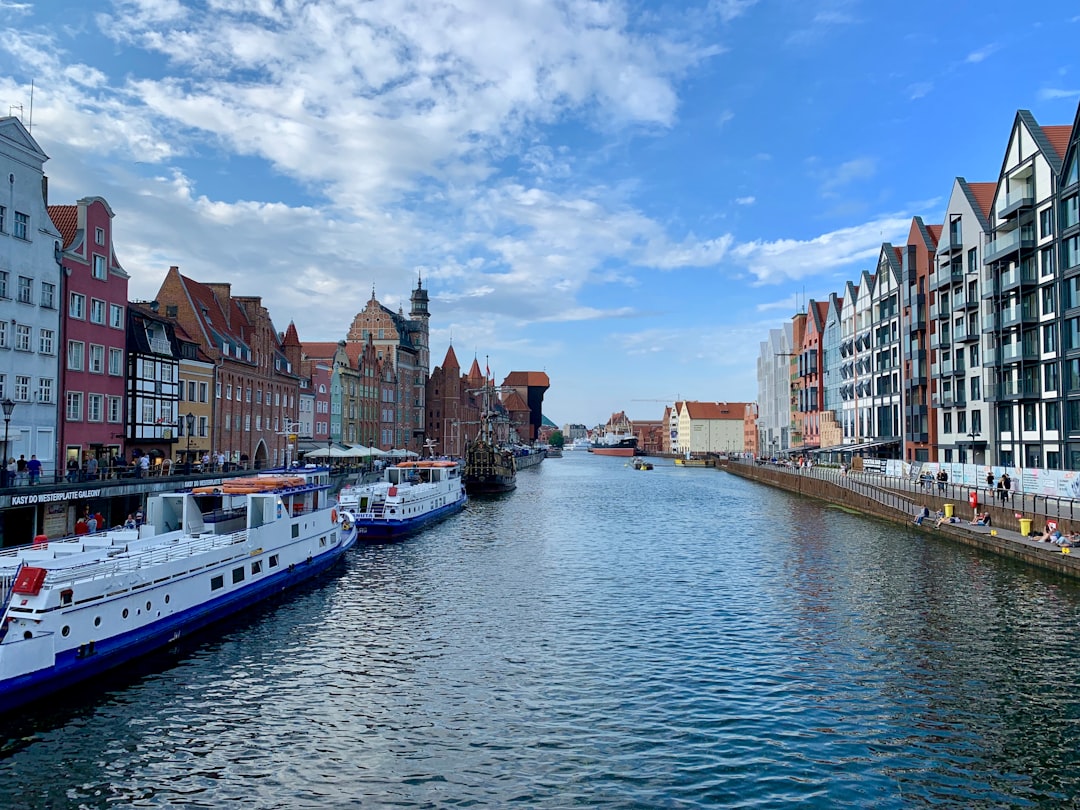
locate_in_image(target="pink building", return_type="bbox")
[49,197,129,472]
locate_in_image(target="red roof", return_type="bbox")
[925,224,942,247]
[1044,125,1073,160]
[441,344,459,369]
[301,341,340,360]
[684,401,751,420]
[502,371,550,387]
[47,205,78,248]
[969,182,996,219]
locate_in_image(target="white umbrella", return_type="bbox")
[305,445,348,458]
[342,445,371,458]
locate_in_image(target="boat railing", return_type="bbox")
[30,530,251,589]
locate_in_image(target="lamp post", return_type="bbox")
[967,430,980,464]
[327,436,333,471]
[1,398,14,488]
[185,412,195,474]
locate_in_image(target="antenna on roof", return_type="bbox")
[8,104,22,122]
[28,80,33,132]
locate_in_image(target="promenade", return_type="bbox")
[720,457,1080,579]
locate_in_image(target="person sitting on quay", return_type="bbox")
[970,512,992,526]
[1036,524,1062,544]
[935,510,960,529]
[914,505,931,526]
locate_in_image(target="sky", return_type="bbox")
[1,1,1079,429]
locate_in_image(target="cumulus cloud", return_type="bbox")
[1038,87,1080,101]
[965,44,999,63]
[730,214,911,285]
[735,196,756,205]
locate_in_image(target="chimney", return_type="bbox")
[206,283,232,327]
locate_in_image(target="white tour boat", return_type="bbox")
[0,468,357,713]
[336,459,467,541]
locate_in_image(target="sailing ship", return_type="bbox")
[462,382,517,494]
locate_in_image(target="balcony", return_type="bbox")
[932,263,965,290]
[957,323,980,343]
[985,226,1036,264]
[1000,341,1039,363]
[1000,262,1038,293]
[954,292,980,311]
[997,185,1034,219]
[937,228,963,255]
[988,378,1042,401]
[1000,305,1039,329]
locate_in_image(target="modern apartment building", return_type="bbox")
[1060,105,1080,468]
[901,217,940,463]
[756,324,793,456]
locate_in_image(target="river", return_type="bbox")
[3,453,1080,808]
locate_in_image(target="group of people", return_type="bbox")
[987,470,1013,504]
[914,505,992,529]
[4,454,43,486]
[1033,522,1080,547]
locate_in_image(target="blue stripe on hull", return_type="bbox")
[0,534,357,715]
[353,496,466,542]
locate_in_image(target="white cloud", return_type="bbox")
[731,214,911,285]
[907,81,933,100]
[734,196,756,205]
[818,156,877,197]
[1038,87,1080,101]
[965,44,999,64]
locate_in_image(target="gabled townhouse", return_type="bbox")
[901,216,941,463]
[1060,104,1080,468]
[155,267,300,469]
[867,246,903,459]
[756,324,793,456]
[49,197,129,470]
[346,283,430,453]
[0,116,63,478]
[793,301,827,452]
[125,301,183,468]
[175,322,214,468]
[820,293,844,450]
[426,346,485,457]
[839,278,875,446]
[983,111,1071,469]
[931,180,995,464]
[789,311,806,450]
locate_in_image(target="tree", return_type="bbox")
[548,430,564,448]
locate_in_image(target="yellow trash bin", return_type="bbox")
[1019,518,1033,536]
[944,503,954,519]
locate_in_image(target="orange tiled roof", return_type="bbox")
[47,205,79,248]
[503,371,550,387]
[502,391,529,410]
[442,344,459,369]
[969,182,996,219]
[684,401,751,420]
[1044,125,1072,160]
[925,224,942,246]
[302,342,340,360]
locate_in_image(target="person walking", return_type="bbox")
[26,454,41,485]
[16,454,27,485]
[986,470,994,490]
[997,476,1008,505]
[1002,472,1012,504]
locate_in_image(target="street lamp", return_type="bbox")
[327,436,333,471]
[1,398,14,488]
[185,412,195,474]
[967,430,980,463]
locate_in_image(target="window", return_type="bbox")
[108,396,122,423]
[1043,286,1056,316]
[967,248,978,274]
[1040,207,1054,239]
[216,380,222,399]
[226,384,232,400]
[244,414,251,431]
[88,394,103,422]
[161,363,174,383]
[108,347,123,375]
[37,378,52,404]
[199,415,208,437]
[92,254,107,280]
[1045,323,1058,353]
[0,270,6,297]
[18,276,32,304]
[89,344,104,373]
[0,206,4,233]
[1047,402,1061,431]
[246,387,252,403]
[1065,235,1080,271]
[13,211,28,239]
[69,292,86,319]
[41,282,55,308]
[67,341,84,371]
[1024,403,1037,431]
[232,567,245,584]
[943,412,952,434]
[15,325,30,352]
[109,303,123,328]
[90,298,106,324]
[1046,362,1059,393]
[39,328,54,355]
[269,554,279,568]
[15,376,29,401]
[188,381,197,401]
[972,410,982,434]
[256,389,262,405]
[199,382,208,402]
[957,410,967,434]
[1062,194,1079,230]
[998,405,1013,432]
[95,226,105,246]
[0,321,6,348]
[211,575,224,591]
[251,560,263,575]
[66,391,83,420]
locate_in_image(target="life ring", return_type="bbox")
[332,508,338,524]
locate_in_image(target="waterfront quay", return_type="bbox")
[721,456,1080,578]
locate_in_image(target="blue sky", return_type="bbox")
[2,0,1079,429]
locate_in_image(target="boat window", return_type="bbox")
[232,567,245,584]
[211,575,224,591]
[94,616,101,627]
[269,554,279,568]
[62,626,71,637]
[252,560,263,575]
[320,536,327,547]
[292,524,300,538]
[122,608,129,618]
[164,595,170,604]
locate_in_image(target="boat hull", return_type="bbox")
[464,475,517,495]
[0,529,355,715]
[351,496,466,541]
[591,446,636,457]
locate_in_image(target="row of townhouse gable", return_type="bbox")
[759,102,1080,470]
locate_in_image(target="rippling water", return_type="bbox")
[5,455,1080,808]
